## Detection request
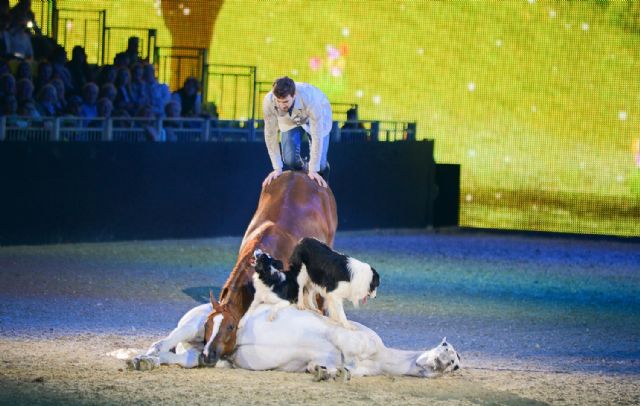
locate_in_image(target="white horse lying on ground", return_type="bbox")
[123,302,461,379]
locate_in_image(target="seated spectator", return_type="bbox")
[114,36,140,68]
[97,97,112,118]
[114,67,134,113]
[112,107,132,128]
[172,76,201,118]
[130,62,148,110]
[64,94,81,116]
[17,96,36,118]
[341,107,367,141]
[143,62,170,118]
[99,82,116,103]
[9,0,39,34]
[203,101,219,120]
[0,94,16,116]
[35,82,56,116]
[0,1,9,57]
[15,59,30,80]
[88,97,112,129]
[14,97,38,128]
[112,52,129,69]
[135,104,162,141]
[163,100,182,142]
[1,94,22,130]
[67,45,91,94]
[97,64,115,87]
[50,77,66,114]
[78,82,98,118]
[0,71,15,97]
[6,0,33,59]
[0,59,9,76]
[164,100,181,119]
[15,76,32,106]
[50,46,73,95]
[34,60,52,92]
[58,94,81,130]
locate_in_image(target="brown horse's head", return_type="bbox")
[202,290,242,365]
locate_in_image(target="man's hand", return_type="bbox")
[262,169,283,187]
[307,171,327,188]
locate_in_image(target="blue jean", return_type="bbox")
[281,126,329,170]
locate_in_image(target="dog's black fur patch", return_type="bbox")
[254,252,298,303]
[289,238,350,292]
[289,237,379,294]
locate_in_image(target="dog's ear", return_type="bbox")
[371,267,380,286]
[441,337,448,346]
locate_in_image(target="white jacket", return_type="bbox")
[263,82,332,172]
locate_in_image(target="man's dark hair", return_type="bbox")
[272,76,295,98]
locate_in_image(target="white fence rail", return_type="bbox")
[0,117,416,143]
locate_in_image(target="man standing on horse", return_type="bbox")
[262,76,332,188]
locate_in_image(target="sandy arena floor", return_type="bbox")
[0,230,638,405]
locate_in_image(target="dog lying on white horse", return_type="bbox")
[126,296,460,379]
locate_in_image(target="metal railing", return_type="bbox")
[330,120,416,142]
[206,64,257,120]
[31,0,54,37]
[331,103,359,121]
[52,8,106,65]
[155,46,207,92]
[0,117,416,143]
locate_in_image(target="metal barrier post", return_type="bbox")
[330,121,340,142]
[203,118,211,141]
[248,119,255,141]
[155,118,163,142]
[100,10,106,65]
[371,121,379,142]
[251,67,257,121]
[407,122,416,141]
[51,5,58,41]
[51,117,60,141]
[104,118,113,141]
[147,29,157,64]
[201,49,208,102]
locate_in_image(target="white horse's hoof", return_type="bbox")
[335,367,351,382]
[313,365,331,382]
[127,355,160,371]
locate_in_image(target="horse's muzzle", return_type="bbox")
[200,350,219,367]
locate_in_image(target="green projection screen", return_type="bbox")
[25,0,640,236]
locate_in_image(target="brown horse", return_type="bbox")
[202,171,338,364]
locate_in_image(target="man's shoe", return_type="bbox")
[318,162,330,182]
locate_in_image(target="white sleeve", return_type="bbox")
[263,94,283,171]
[307,102,326,172]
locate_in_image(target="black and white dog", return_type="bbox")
[241,248,299,326]
[290,237,380,330]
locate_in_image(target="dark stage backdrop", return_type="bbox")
[0,141,443,245]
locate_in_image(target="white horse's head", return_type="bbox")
[416,337,460,375]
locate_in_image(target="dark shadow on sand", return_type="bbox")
[182,286,223,304]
